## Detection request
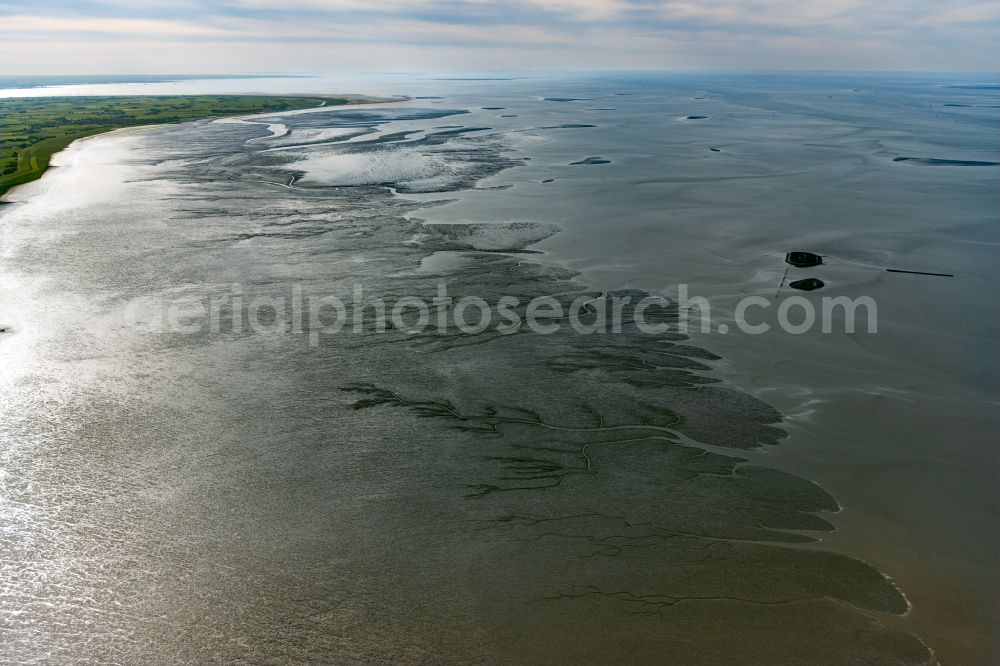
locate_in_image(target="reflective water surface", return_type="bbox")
[1,73,997,664]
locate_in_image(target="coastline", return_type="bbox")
[1,75,995,663]
[0,94,402,199]
[0,95,940,663]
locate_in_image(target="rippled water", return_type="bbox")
[1,73,997,664]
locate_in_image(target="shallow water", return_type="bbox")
[1,73,997,664]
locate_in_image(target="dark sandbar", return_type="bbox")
[893,157,999,167]
[790,277,825,291]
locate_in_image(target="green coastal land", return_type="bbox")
[0,95,349,196]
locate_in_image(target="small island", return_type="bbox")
[0,95,350,196]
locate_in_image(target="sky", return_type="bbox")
[2,0,998,74]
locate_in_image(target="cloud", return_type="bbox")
[0,0,997,71]
[910,0,1000,25]
[2,14,237,36]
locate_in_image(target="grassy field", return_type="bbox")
[0,95,349,196]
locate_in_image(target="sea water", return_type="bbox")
[1,72,997,664]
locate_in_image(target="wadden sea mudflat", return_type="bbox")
[1,74,997,664]
[0,95,359,196]
[406,74,1000,665]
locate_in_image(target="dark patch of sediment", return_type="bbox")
[893,157,999,167]
[790,278,825,291]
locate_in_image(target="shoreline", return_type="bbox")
[1,116,936,661]
[1,77,994,662]
[0,94,402,200]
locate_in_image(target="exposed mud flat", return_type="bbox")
[2,73,996,664]
[892,156,999,166]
